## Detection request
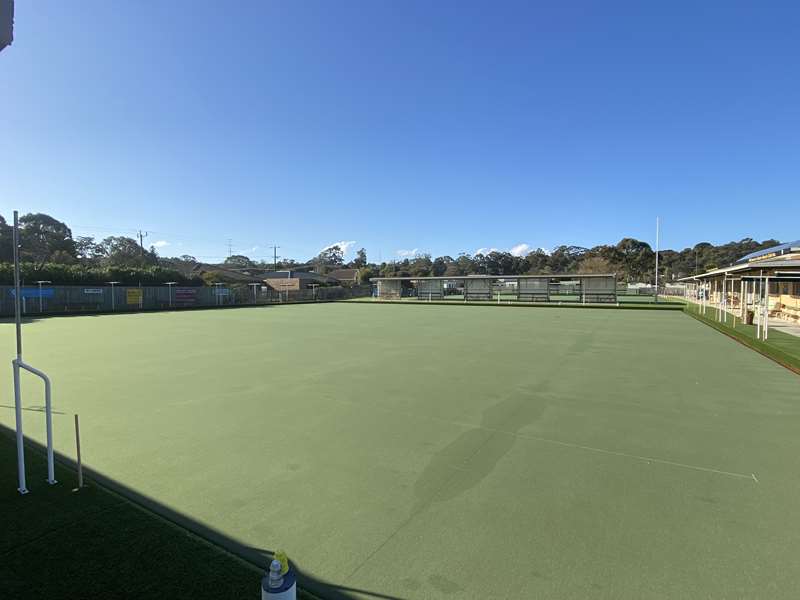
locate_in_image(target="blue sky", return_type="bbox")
[1,1,798,263]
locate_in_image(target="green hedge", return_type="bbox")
[0,262,202,286]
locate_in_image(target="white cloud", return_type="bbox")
[152,240,170,248]
[471,244,536,257]
[396,248,420,258]
[510,243,531,257]
[249,246,259,252]
[321,240,357,255]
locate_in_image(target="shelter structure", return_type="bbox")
[372,274,617,304]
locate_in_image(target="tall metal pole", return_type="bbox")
[13,211,22,359]
[12,211,27,493]
[654,217,660,303]
[11,212,58,492]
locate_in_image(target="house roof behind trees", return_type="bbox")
[263,271,337,284]
[328,268,359,282]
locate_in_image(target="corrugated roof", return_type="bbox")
[371,273,615,282]
[678,259,800,281]
[737,240,800,264]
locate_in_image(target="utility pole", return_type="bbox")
[137,230,148,256]
[270,245,280,271]
[227,239,233,257]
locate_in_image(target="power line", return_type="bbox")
[70,222,309,262]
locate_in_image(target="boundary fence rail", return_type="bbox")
[0,284,372,317]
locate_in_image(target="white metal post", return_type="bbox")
[249,282,259,304]
[12,359,27,493]
[166,282,176,307]
[753,280,761,340]
[36,280,51,313]
[764,275,770,340]
[722,277,727,324]
[756,274,762,339]
[108,281,119,311]
[740,279,745,322]
[701,283,704,314]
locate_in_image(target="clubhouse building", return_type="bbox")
[680,241,800,326]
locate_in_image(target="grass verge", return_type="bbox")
[0,429,320,600]
[683,302,800,375]
[345,298,684,310]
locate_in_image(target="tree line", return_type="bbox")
[349,238,780,284]
[0,212,781,286]
[0,213,199,285]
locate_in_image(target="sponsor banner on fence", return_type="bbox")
[126,288,143,304]
[175,287,197,304]
[84,288,104,295]
[9,287,55,299]
[214,287,230,296]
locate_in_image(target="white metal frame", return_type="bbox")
[11,211,57,493]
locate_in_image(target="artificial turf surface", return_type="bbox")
[2,303,799,599]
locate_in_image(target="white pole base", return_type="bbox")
[261,560,296,600]
[261,576,296,600]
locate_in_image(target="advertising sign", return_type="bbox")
[175,287,197,304]
[9,287,55,299]
[126,288,143,304]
